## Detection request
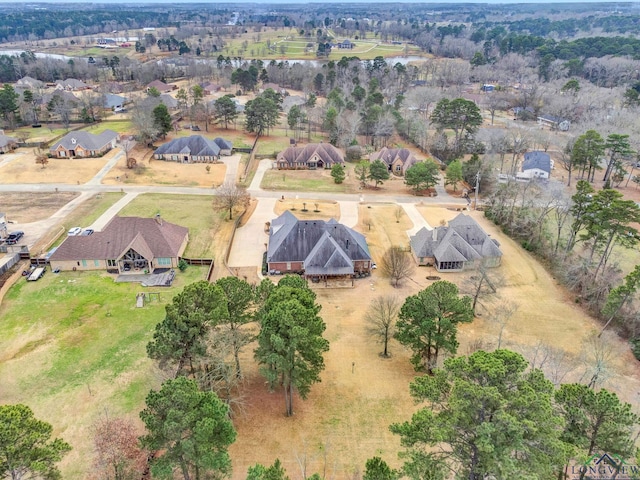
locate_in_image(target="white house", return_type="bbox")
[522,151,551,180]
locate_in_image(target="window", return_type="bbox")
[286,262,291,271]
[157,257,172,266]
[107,259,116,267]
[81,260,87,267]
[94,260,99,267]
[395,165,401,172]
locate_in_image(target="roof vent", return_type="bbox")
[71,138,76,144]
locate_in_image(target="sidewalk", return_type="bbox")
[89,192,139,231]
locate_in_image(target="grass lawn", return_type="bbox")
[83,121,133,135]
[0,266,208,479]
[261,169,348,193]
[119,193,223,259]
[10,125,70,142]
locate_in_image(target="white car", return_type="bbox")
[67,227,82,236]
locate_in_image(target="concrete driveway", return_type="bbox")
[400,202,432,237]
[220,154,241,185]
[227,197,276,269]
[339,201,359,227]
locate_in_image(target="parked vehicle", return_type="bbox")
[67,227,82,236]
[6,231,24,245]
[81,228,94,236]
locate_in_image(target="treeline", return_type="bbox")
[0,7,230,43]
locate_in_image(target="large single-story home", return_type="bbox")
[410,213,502,272]
[521,151,551,180]
[267,211,372,281]
[153,135,233,163]
[369,147,419,176]
[0,133,17,153]
[276,143,344,170]
[49,216,189,273]
[147,80,176,93]
[49,129,119,158]
[55,78,90,91]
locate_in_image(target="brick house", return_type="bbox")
[276,143,344,170]
[369,147,419,176]
[49,130,119,158]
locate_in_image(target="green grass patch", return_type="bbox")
[119,193,220,258]
[261,169,347,193]
[83,121,133,135]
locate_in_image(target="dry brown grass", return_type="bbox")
[102,152,228,188]
[274,199,340,220]
[0,148,118,184]
[0,192,80,222]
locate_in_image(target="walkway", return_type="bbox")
[400,202,432,237]
[227,197,276,269]
[89,192,139,231]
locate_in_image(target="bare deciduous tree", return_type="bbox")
[381,246,415,287]
[579,331,615,389]
[365,295,400,358]
[523,340,577,386]
[462,264,502,314]
[490,300,518,349]
[92,416,147,480]
[214,183,250,220]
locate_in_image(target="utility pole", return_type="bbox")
[474,170,481,210]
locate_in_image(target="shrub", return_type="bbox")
[178,259,188,271]
[631,337,640,361]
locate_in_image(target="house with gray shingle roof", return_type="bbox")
[153,135,233,163]
[147,80,176,93]
[49,129,119,158]
[277,143,344,170]
[267,211,372,281]
[103,93,126,110]
[369,147,419,176]
[16,76,44,89]
[49,216,188,274]
[521,151,551,180]
[410,213,502,272]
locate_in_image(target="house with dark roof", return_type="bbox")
[521,151,551,180]
[103,93,126,110]
[0,133,17,153]
[49,216,189,274]
[369,147,419,176]
[201,82,222,95]
[49,129,119,158]
[267,211,372,281]
[40,90,79,108]
[147,80,176,93]
[410,213,502,272]
[276,143,344,170]
[153,135,233,163]
[337,39,355,49]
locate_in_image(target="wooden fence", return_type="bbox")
[180,257,215,281]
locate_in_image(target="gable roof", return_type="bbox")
[214,137,233,150]
[276,143,344,167]
[50,129,118,152]
[104,93,126,108]
[50,216,188,262]
[40,90,79,106]
[267,212,371,274]
[410,213,501,264]
[154,135,231,157]
[16,76,43,88]
[55,78,89,90]
[159,93,178,108]
[369,147,418,173]
[523,151,551,173]
[147,80,174,92]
